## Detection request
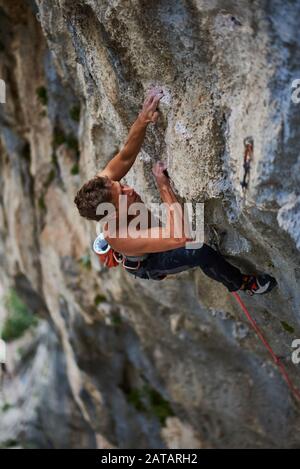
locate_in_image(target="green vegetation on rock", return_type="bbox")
[79,253,91,270]
[70,163,79,175]
[38,195,46,211]
[94,294,107,305]
[0,439,19,449]
[1,289,38,342]
[280,321,295,334]
[53,128,79,154]
[36,86,48,106]
[126,383,174,425]
[69,105,80,122]
[111,312,122,326]
[1,402,13,412]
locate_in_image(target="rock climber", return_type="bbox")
[74,88,277,295]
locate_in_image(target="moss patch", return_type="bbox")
[94,294,107,305]
[36,86,48,106]
[1,402,13,412]
[69,105,80,122]
[127,388,147,412]
[65,133,79,154]
[0,439,19,449]
[126,383,174,425]
[53,127,79,159]
[79,253,91,270]
[38,195,46,211]
[280,321,295,334]
[111,312,122,326]
[53,128,65,147]
[1,289,38,342]
[70,163,79,175]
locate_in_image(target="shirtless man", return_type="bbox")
[74,89,277,294]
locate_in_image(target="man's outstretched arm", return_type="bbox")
[97,88,164,181]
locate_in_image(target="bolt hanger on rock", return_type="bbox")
[241,136,254,191]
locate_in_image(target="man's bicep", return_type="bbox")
[106,227,186,255]
[105,233,147,254]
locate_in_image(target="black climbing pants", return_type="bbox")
[125,243,244,292]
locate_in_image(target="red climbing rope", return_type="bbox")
[231,291,300,403]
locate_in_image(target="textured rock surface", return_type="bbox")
[0,0,300,448]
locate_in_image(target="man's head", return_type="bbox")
[74,175,140,221]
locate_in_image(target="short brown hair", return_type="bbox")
[74,176,112,221]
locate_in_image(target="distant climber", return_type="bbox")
[74,88,277,296]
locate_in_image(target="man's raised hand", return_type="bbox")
[139,87,164,124]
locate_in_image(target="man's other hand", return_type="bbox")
[152,161,170,187]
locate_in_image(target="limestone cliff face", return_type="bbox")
[0,0,300,448]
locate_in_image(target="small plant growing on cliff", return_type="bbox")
[53,127,79,159]
[79,253,91,270]
[94,294,107,305]
[53,128,66,148]
[53,128,75,150]
[1,289,38,342]
[70,163,79,175]
[1,402,13,412]
[110,312,122,326]
[36,86,48,106]
[69,105,80,122]
[143,385,174,424]
[280,321,295,334]
[0,439,19,449]
[127,388,147,412]
[65,133,79,156]
[126,383,174,425]
[38,195,46,211]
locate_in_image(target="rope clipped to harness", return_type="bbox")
[241,137,253,191]
[231,291,300,403]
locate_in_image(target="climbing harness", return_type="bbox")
[241,137,253,191]
[121,254,149,271]
[231,291,300,403]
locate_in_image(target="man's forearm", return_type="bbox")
[158,183,190,239]
[158,183,179,205]
[121,114,148,161]
[97,114,149,181]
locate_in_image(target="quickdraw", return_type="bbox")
[241,137,254,191]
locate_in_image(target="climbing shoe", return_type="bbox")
[240,274,277,296]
